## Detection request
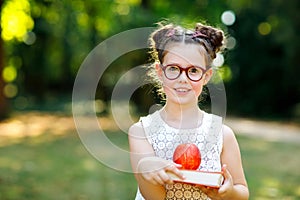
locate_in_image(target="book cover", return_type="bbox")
[168,170,224,188]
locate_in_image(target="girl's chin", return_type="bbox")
[164,89,198,104]
[167,96,198,105]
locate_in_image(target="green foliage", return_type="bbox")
[1,0,299,118]
[226,0,300,117]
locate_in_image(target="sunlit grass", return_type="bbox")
[0,113,299,199]
[0,130,137,200]
[238,136,300,199]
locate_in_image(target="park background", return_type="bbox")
[0,0,300,199]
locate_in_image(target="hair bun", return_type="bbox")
[195,23,224,56]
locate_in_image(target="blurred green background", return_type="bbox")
[0,0,300,199]
[0,0,299,119]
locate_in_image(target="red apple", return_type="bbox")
[173,143,201,170]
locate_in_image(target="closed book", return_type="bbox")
[168,170,224,188]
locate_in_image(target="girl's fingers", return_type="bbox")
[154,174,164,185]
[218,164,233,195]
[142,160,185,185]
[143,171,172,185]
[165,164,185,179]
[221,164,230,179]
[173,162,182,168]
[145,173,163,185]
[158,170,173,184]
[221,164,233,184]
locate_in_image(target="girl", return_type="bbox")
[128,22,249,200]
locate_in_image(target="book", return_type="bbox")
[167,170,224,188]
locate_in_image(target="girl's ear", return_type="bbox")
[155,63,163,81]
[203,68,213,85]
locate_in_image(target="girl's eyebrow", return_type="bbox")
[163,63,205,69]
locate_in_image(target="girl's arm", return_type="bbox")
[128,122,183,200]
[219,125,249,199]
[199,125,249,200]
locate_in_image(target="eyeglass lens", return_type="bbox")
[163,64,205,81]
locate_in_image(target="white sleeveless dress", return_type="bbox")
[134,110,223,200]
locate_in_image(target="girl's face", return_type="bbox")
[157,43,212,106]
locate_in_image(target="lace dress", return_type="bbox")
[134,110,223,200]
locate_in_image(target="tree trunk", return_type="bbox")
[0,0,9,119]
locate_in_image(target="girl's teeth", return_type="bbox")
[176,89,188,92]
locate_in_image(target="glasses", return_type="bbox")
[160,64,208,82]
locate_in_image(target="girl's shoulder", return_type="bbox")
[222,124,235,136]
[128,111,159,137]
[128,121,144,138]
[222,124,234,135]
[221,124,239,147]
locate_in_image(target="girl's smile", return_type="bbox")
[173,87,192,97]
[174,87,191,93]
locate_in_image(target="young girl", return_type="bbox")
[128,22,249,200]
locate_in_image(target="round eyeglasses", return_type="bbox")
[160,64,208,82]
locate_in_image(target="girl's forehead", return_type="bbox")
[164,43,207,66]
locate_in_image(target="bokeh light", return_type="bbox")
[221,10,236,26]
[218,65,232,82]
[76,13,89,28]
[116,4,130,15]
[226,36,237,50]
[2,66,17,82]
[3,83,18,98]
[14,96,29,109]
[95,17,110,36]
[23,31,36,45]
[213,53,225,67]
[1,0,34,42]
[258,22,272,35]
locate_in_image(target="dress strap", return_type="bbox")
[139,111,161,145]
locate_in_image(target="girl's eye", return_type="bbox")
[167,66,180,72]
[189,67,201,74]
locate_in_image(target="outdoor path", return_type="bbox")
[225,117,300,144]
[0,112,299,144]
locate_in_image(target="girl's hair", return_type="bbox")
[147,22,225,99]
[149,22,225,65]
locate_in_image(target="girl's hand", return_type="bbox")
[198,164,234,200]
[218,164,234,198]
[137,157,184,185]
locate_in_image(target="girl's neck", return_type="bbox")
[160,103,203,129]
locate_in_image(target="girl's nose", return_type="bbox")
[178,71,189,82]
